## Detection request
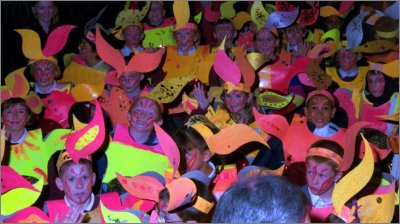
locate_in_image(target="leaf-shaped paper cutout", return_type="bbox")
[42,25,76,57]
[95,26,125,77]
[206,123,268,155]
[338,1,354,15]
[384,1,399,20]
[146,76,194,104]
[1,166,39,194]
[253,107,289,141]
[320,28,340,46]
[14,29,45,60]
[235,47,255,90]
[246,52,270,71]
[251,0,269,30]
[116,173,164,202]
[353,40,396,53]
[166,178,197,211]
[194,11,202,24]
[126,49,163,74]
[345,11,368,49]
[320,6,339,17]
[332,135,374,215]
[266,7,299,29]
[257,91,294,109]
[71,83,104,102]
[173,1,190,31]
[376,112,399,122]
[306,59,332,90]
[298,2,319,26]
[275,1,296,12]
[100,201,144,223]
[24,91,44,114]
[1,177,44,216]
[356,190,396,223]
[66,100,105,163]
[154,123,180,173]
[204,3,221,22]
[307,42,336,59]
[213,39,241,85]
[220,1,237,19]
[3,68,30,99]
[232,11,252,31]
[3,206,50,223]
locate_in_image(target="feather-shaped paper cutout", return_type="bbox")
[306,59,332,90]
[116,173,164,202]
[146,76,194,104]
[194,11,202,24]
[257,91,294,109]
[353,40,397,53]
[345,11,368,49]
[42,25,76,57]
[173,1,190,31]
[204,3,220,22]
[235,47,255,90]
[298,2,319,26]
[253,107,289,141]
[320,6,339,17]
[220,1,237,19]
[24,91,44,114]
[368,59,399,78]
[232,11,252,31]
[70,83,104,102]
[100,201,145,223]
[332,135,374,215]
[154,123,180,173]
[338,1,354,15]
[126,49,163,74]
[3,206,50,223]
[1,166,39,194]
[166,178,197,211]
[251,0,269,30]
[213,38,241,85]
[246,52,270,71]
[384,1,399,20]
[3,68,30,99]
[267,6,299,29]
[14,29,45,60]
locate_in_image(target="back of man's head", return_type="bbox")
[212,175,309,223]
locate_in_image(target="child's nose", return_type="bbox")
[76,178,83,188]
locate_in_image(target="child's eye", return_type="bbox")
[82,175,89,180]
[68,177,75,182]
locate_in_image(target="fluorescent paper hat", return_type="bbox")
[112,1,150,40]
[173,0,198,31]
[345,10,369,49]
[368,59,399,78]
[56,150,92,173]
[95,26,163,78]
[15,25,76,65]
[319,1,354,18]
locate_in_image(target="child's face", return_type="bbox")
[174,28,196,52]
[184,147,207,171]
[255,29,278,56]
[79,38,96,60]
[129,98,159,132]
[157,199,183,223]
[147,2,165,26]
[118,72,142,94]
[305,95,336,128]
[214,23,235,42]
[285,25,304,45]
[32,60,57,88]
[2,103,29,132]
[337,48,359,72]
[224,90,249,113]
[56,163,95,205]
[123,25,144,47]
[306,159,337,195]
[367,72,385,97]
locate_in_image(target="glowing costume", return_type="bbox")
[99,87,133,127]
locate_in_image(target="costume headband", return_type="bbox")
[376,29,399,39]
[368,59,399,78]
[56,150,92,173]
[307,147,343,168]
[15,25,76,65]
[192,195,215,214]
[306,90,335,106]
[95,26,163,78]
[112,1,150,40]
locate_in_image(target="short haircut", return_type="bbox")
[212,175,309,223]
[58,158,93,178]
[1,97,33,125]
[306,139,344,171]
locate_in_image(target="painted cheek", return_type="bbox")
[186,153,198,170]
[133,111,140,119]
[63,180,71,194]
[317,175,335,194]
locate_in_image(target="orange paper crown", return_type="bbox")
[56,150,92,173]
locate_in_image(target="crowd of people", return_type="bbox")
[1,1,399,223]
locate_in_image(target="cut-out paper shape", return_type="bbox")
[3,206,50,223]
[173,1,190,31]
[352,40,397,53]
[122,193,157,213]
[368,59,399,78]
[166,178,197,211]
[320,28,340,46]
[235,46,255,90]
[251,0,270,30]
[232,11,252,31]
[307,42,336,59]
[338,1,354,15]
[345,10,368,49]
[220,1,237,19]
[204,3,221,22]
[146,76,194,104]
[154,123,180,173]
[70,83,104,102]
[205,123,268,155]
[65,100,105,163]
[246,52,270,71]
[257,90,294,109]
[60,60,107,85]
[384,1,399,20]
[1,177,44,216]
[306,59,333,90]
[377,112,399,122]
[320,6,339,17]
[116,173,164,202]
[1,166,39,194]
[143,26,176,48]
[100,201,148,223]
[275,1,296,12]
[112,2,150,40]
[213,38,241,85]
[1,127,5,163]
[266,6,299,29]
[253,107,289,141]
[333,135,374,215]
[297,2,319,26]
[194,11,202,24]
[43,90,76,128]
[182,92,199,114]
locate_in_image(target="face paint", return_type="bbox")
[174,28,195,52]
[306,95,335,128]
[60,163,94,206]
[255,29,278,56]
[32,60,57,88]
[123,25,144,48]
[185,148,204,171]
[224,90,248,113]
[367,72,385,98]
[337,48,359,72]
[118,72,142,94]
[306,160,336,195]
[129,98,159,133]
[2,104,29,132]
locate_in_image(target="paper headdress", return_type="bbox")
[368,59,399,78]
[173,0,198,31]
[56,150,92,173]
[112,1,150,40]
[319,1,354,18]
[154,123,180,174]
[95,26,163,78]
[345,10,369,49]
[15,25,76,65]
[1,68,44,114]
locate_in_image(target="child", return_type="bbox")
[282,23,311,61]
[120,23,145,56]
[45,150,101,223]
[113,96,163,146]
[212,19,237,51]
[302,139,344,222]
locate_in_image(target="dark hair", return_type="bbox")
[212,175,309,223]
[1,97,34,126]
[306,139,344,171]
[58,158,93,177]
[366,70,398,106]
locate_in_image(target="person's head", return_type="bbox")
[284,24,307,45]
[305,140,344,196]
[1,98,33,132]
[55,151,96,206]
[32,1,58,26]
[78,36,98,61]
[375,16,399,44]
[173,24,199,52]
[174,116,219,173]
[336,47,362,72]
[146,1,166,26]
[118,70,143,96]
[255,28,280,56]
[127,96,163,133]
[158,178,215,223]
[122,24,144,48]
[366,70,386,98]
[304,90,336,129]
[213,19,237,45]
[212,175,309,223]
[30,59,60,89]
[222,89,254,124]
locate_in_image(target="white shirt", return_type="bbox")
[338,67,358,79]
[313,122,338,137]
[177,46,196,55]
[308,187,332,208]
[64,193,95,212]
[121,45,144,57]
[34,80,57,94]
[6,129,28,144]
